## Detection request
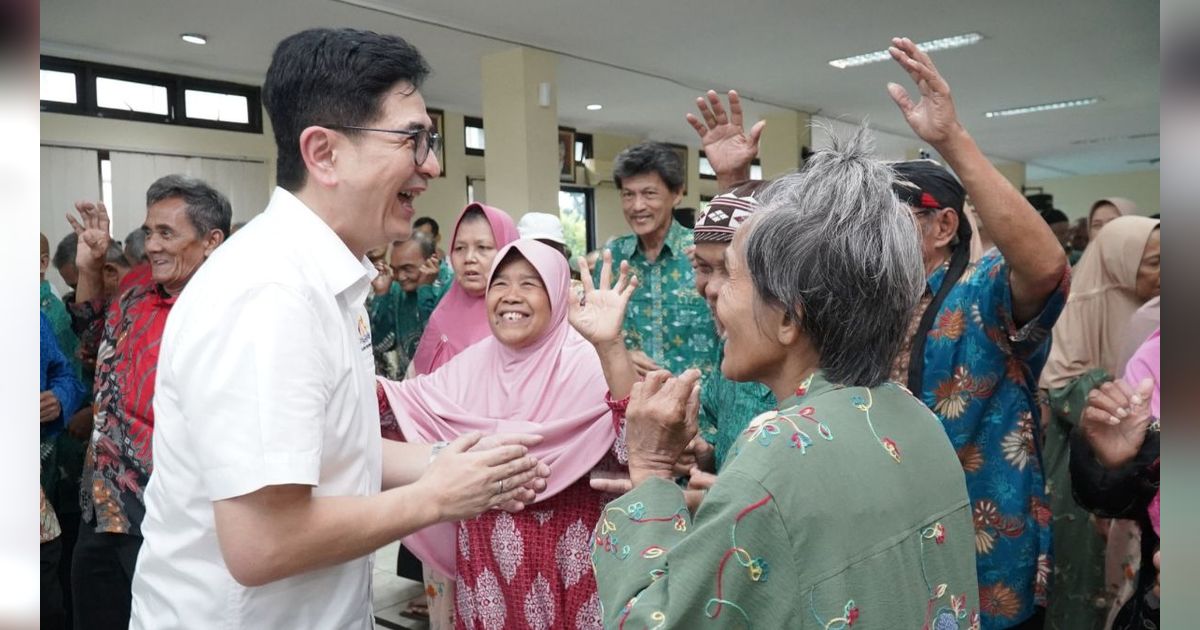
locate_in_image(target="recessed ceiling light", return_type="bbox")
[985,97,1100,119]
[586,104,603,111]
[181,34,208,45]
[828,32,984,69]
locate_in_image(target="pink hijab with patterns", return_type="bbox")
[380,239,616,577]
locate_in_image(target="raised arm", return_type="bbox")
[571,249,640,399]
[887,37,1067,324]
[686,90,765,191]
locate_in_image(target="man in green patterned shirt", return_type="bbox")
[601,141,719,377]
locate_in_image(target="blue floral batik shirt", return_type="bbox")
[601,220,719,377]
[915,249,1068,629]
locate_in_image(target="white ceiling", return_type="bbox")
[40,0,1160,179]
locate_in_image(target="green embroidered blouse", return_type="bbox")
[600,221,719,376]
[592,371,981,629]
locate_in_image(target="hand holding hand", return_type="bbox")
[1081,378,1156,469]
[418,432,550,521]
[886,37,964,147]
[626,369,702,487]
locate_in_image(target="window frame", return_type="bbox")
[559,185,596,253]
[40,55,263,134]
[464,116,485,156]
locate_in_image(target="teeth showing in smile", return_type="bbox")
[501,312,527,322]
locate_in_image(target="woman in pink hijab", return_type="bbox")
[379,239,637,629]
[410,202,520,376]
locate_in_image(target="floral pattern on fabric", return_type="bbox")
[907,250,1068,628]
[600,221,719,377]
[456,477,607,630]
[79,282,176,535]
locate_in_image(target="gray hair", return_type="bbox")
[743,125,924,387]
[612,142,685,193]
[124,227,147,264]
[104,242,130,267]
[404,230,436,259]
[145,174,232,238]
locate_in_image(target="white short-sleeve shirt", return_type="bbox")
[130,188,383,629]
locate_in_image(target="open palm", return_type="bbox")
[568,249,637,346]
[886,37,962,146]
[65,200,112,270]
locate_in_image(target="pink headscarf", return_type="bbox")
[1123,328,1160,535]
[410,203,520,376]
[379,239,616,577]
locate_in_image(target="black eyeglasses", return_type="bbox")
[325,125,441,166]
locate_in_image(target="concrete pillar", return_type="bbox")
[480,47,559,214]
[759,110,812,179]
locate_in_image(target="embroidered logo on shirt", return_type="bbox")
[357,313,371,351]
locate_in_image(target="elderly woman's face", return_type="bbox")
[487,255,552,349]
[451,217,498,297]
[1135,228,1161,302]
[713,235,786,382]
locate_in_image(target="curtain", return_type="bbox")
[40,146,101,295]
[109,152,269,239]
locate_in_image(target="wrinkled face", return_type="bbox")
[692,241,728,333]
[713,234,786,382]
[389,239,426,293]
[1135,228,1161,302]
[487,255,553,349]
[620,172,682,240]
[1090,203,1121,239]
[143,196,221,296]
[451,217,498,297]
[332,83,441,250]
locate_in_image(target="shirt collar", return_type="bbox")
[628,219,691,262]
[265,187,376,298]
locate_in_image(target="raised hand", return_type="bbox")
[569,249,638,347]
[886,37,964,147]
[417,431,550,521]
[625,369,702,487]
[685,90,764,187]
[416,253,440,286]
[1081,378,1156,469]
[370,260,394,295]
[65,200,112,272]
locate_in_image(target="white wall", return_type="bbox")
[1028,169,1161,219]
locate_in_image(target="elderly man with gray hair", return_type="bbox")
[368,230,439,379]
[580,125,978,628]
[64,174,231,630]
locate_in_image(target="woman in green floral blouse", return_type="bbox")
[584,125,980,629]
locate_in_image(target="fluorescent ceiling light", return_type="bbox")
[985,97,1100,118]
[586,104,603,111]
[829,32,984,69]
[181,34,208,45]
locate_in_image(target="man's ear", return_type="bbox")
[932,207,959,249]
[299,126,341,189]
[202,230,226,258]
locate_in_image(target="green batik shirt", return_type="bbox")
[699,342,776,471]
[367,282,430,379]
[417,259,455,323]
[601,220,719,376]
[593,371,981,629]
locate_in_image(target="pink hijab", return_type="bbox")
[410,203,519,375]
[380,239,617,577]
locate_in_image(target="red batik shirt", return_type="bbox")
[78,281,177,535]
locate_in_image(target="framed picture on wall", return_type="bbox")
[428,108,445,177]
[665,142,688,195]
[559,127,576,183]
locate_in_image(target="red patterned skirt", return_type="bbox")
[454,477,607,630]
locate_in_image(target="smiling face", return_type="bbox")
[331,83,441,251]
[692,241,729,332]
[620,172,682,241]
[451,214,499,297]
[713,233,789,382]
[143,196,223,296]
[486,254,552,349]
[389,239,427,293]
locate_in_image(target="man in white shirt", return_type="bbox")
[130,28,549,629]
